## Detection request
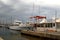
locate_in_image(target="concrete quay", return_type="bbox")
[21,30,60,40]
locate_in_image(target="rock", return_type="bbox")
[0,37,3,40]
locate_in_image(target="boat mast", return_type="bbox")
[39,5,40,15]
[38,5,40,23]
[31,1,34,22]
[55,10,57,31]
[11,16,12,25]
[32,2,34,16]
[6,17,7,26]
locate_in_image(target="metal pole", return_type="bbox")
[6,17,7,25]
[11,16,12,25]
[31,2,34,31]
[38,5,40,23]
[55,10,57,32]
[32,2,34,16]
[39,5,40,15]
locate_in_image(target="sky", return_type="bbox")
[0,0,60,23]
[1,0,60,7]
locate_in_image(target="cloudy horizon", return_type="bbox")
[0,0,60,23]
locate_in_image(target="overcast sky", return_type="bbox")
[0,0,60,23]
[1,0,60,6]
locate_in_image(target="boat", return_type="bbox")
[29,16,60,32]
[9,20,26,31]
[9,19,33,31]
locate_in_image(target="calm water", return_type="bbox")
[0,27,55,40]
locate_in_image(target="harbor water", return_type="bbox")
[0,27,56,40]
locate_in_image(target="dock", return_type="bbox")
[21,30,60,40]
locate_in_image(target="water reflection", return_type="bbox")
[0,27,53,40]
[0,27,21,40]
[0,27,45,40]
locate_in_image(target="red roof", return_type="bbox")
[30,16,46,19]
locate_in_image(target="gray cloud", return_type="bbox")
[0,0,60,23]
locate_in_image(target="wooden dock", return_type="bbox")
[21,30,60,40]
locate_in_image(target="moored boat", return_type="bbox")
[29,16,60,32]
[9,20,26,30]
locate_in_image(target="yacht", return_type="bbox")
[29,16,60,32]
[9,20,33,31]
[33,18,60,32]
[9,20,26,30]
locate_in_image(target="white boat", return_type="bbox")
[34,18,60,32]
[29,16,60,32]
[9,20,33,30]
[9,20,27,30]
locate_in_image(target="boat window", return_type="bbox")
[26,22,29,24]
[14,24,19,26]
[38,23,55,28]
[53,23,55,27]
[46,23,52,27]
[11,24,19,26]
[16,22,21,24]
[56,23,60,28]
[40,24,44,27]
